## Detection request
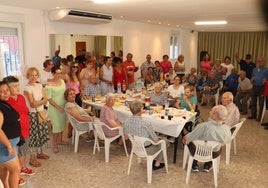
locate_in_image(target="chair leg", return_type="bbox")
[212,159,218,187]
[127,151,133,175]
[186,157,194,184]
[162,145,169,173]
[72,128,75,145]
[93,136,100,155]
[260,98,266,123]
[122,136,129,157]
[225,142,231,165]
[183,146,189,169]
[233,138,237,155]
[104,140,110,163]
[146,158,153,183]
[74,131,80,153]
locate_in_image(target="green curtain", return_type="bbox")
[198,32,268,70]
[94,36,107,58]
[113,36,123,55]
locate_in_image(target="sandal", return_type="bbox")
[29,159,41,167]
[37,153,50,160]
[19,177,26,186]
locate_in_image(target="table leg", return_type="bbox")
[173,137,179,163]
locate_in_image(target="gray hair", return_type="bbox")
[105,93,115,102]
[154,82,163,89]
[129,100,143,115]
[213,105,228,121]
[222,91,233,101]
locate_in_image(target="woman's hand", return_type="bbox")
[7,145,15,156]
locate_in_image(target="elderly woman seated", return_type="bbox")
[201,71,219,106]
[64,88,94,138]
[175,85,198,111]
[100,93,124,145]
[149,82,168,106]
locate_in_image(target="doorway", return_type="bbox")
[76,42,86,56]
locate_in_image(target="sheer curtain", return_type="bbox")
[198,32,268,69]
[94,36,107,58]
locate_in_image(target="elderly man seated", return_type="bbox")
[221,92,240,129]
[182,105,231,172]
[124,100,166,170]
[234,70,252,115]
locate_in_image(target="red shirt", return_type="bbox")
[7,95,30,138]
[113,68,127,88]
[160,61,172,74]
[122,61,136,84]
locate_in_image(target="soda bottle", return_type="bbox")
[122,80,126,93]
[117,82,122,93]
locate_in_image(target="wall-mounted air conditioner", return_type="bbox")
[48,9,112,24]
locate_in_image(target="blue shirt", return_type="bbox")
[226,74,239,90]
[252,67,268,86]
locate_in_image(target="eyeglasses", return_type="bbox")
[72,66,79,69]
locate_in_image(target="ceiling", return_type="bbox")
[0,0,266,32]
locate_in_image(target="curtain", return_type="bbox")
[198,32,268,70]
[94,36,107,58]
[113,36,123,56]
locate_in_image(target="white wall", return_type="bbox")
[0,5,198,78]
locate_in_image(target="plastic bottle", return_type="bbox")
[117,82,122,93]
[122,80,126,93]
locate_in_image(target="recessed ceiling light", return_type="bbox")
[176,25,179,27]
[120,15,123,18]
[167,24,170,26]
[194,21,228,25]
[147,20,150,23]
[158,22,161,25]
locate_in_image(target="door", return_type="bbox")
[76,42,86,56]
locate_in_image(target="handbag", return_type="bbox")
[37,109,48,123]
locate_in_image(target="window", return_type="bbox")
[169,34,180,60]
[0,27,22,77]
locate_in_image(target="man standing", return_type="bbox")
[124,100,165,170]
[221,92,240,128]
[39,59,54,87]
[52,45,61,67]
[140,54,154,78]
[235,53,256,79]
[248,57,268,121]
[122,53,138,89]
[234,71,252,115]
[75,49,87,69]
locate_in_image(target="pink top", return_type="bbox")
[201,61,212,75]
[100,105,119,137]
[66,81,80,94]
[160,61,172,74]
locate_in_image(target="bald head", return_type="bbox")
[221,92,233,106]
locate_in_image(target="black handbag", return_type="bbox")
[17,136,25,146]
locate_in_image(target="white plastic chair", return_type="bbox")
[183,140,222,187]
[66,112,95,153]
[93,118,128,162]
[214,81,223,105]
[225,118,246,164]
[127,134,168,184]
[260,97,266,123]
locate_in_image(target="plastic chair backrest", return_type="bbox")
[231,118,246,139]
[66,112,90,132]
[93,119,106,140]
[192,140,222,162]
[128,134,152,158]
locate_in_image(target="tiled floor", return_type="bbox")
[20,106,268,188]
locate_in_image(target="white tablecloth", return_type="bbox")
[83,100,196,137]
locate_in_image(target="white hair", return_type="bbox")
[105,93,115,101]
[213,105,228,121]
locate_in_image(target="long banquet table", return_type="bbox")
[83,98,196,163]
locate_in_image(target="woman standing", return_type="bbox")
[153,60,163,81]
[65,62,82,107]
[113,57,127,91]
[45,66,66,153]
[24,67,50,167]
[160,55,172,74]
[174,54,186,78]
[99,56,114,95]
[0,81,21,187]
[200,53,212,76]
[79,60,96,92]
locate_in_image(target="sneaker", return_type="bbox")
[203,166,212,173]
[153,163,165,171]
[19,177,26,186]
[192,165,199,172]
[21,167,36,176]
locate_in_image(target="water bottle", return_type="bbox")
[117,82,122,93]
[122,80,127,93]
